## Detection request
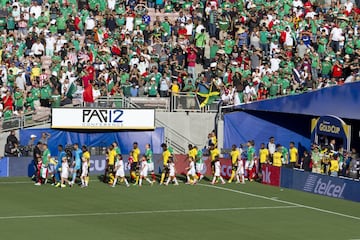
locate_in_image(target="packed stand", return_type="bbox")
[0,0,360,121]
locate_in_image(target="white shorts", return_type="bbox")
[196,163,204,173]
[147,162,154,172]
[187,169,195,176]
[236,161,244,175]
[81,168,88,177]
[140,170,148,177]
[169,168,175,177]
[245,160,254,170]
[115,169,125,178]
[61,170,69,179]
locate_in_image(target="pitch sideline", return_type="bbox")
[0,206,298,220]
[199,184,360,221]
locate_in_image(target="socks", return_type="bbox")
[160,172,165,184]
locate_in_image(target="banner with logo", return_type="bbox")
[280,168,360,202]
[261,164,281,187]
[51,108,155,130]
[0,157,9,177]
[20,128,164,156]
[311,115,351,151]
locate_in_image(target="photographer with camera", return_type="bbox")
[39,132,51,145]
[4,140,20,157]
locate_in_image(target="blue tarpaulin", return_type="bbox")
[237,82,360,120]
[19,128,164,155]
[224,112,310,152]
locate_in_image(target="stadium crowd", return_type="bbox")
[0,0,359,120]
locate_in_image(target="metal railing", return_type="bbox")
[155,118,202,154]
[1,112,50,132]
[171,92,220,113]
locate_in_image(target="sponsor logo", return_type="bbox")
[82,109,124,127]
[319,122,340,134]
[303,175,346,198]
[221,165,232,177]
[262,167,271,184]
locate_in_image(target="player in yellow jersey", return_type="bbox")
[228,144,240,183]
[259,143,269,171]
[160,143,172,185]
[130,142,141,183]
[107,144,117,184]
[272,145,283,167]
[82,145,91,187]
[209,143,220,173]
[329,154,339,177]
[288,142,298,168]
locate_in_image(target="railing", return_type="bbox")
[155,118,202,154]
[1,112,50,132]
[171,92,220,113]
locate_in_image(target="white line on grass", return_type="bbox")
[0,206,299,220]
[198,184,360,221]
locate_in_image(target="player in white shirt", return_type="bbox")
[165,158,179,186]
[60,157,70,188]
[112,154,129,187]
[139,155,153,186]
[80,158,88,188]
[211,157,226,185]
[185,156,197,185]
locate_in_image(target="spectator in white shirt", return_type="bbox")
[31,39,44,58]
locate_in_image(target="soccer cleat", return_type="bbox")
[126,184,130,187]
[34,182,41,186]
[61,184,66,188]
[55,183,61,188]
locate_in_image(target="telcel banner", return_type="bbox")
[281,168,360,202]
[51,108,155,130]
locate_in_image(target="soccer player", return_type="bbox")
[185,156,197,185]
[113,141,121,155]
[209,143,220,173]
[228,144,240,183]
[107,144,116,185]
[211,156,225,185]
[145,144,156,182]
[82,145,91,186]
[70,143,82,186]
[245,140,255,181]
[54,145,66,187]
[259,143,269,171]
[165,157,179,186]
[80,157,88,188]
[139,155,153,186]
[195,146,204,181]
[130,142,141,183]
[60,156,70,188]
[288,142,298,168]
[35,143,51,186]
[113,154,129,187]
[160,143,172,185]
[273,144,283,167]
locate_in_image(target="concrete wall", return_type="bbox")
[155,112,217,148]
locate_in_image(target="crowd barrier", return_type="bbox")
[261,164,360,202]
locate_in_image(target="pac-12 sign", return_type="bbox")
[51,108,155,130]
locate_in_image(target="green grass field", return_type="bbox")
[0,177,359,240]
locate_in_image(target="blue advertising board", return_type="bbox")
[7,155,163,177]
[281,167,360,202]
[19,128,165,156]
[0,157,9,177]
